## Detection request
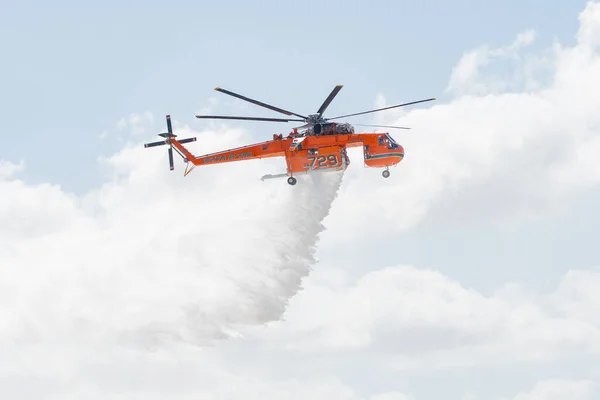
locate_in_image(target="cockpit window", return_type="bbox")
[385,133,397,144]
[385,133,399,149]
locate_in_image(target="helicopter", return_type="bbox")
[144,85,435,185]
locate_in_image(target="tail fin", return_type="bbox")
[144,115,197,172]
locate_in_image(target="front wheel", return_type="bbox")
[382,170,390,178]
[287,176,297,185]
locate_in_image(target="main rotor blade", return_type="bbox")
[317,84,343,117]
[353,124,411,130]
[214,87,308,120]
[195,115,304,123]
[327,98,436,120]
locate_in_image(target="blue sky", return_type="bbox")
[2,1,600,399]
[0,0,588,192]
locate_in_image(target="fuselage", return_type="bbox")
[168,122,404,181]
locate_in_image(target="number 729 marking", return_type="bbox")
[307,154,340,169]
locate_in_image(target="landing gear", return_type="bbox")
[287,176,297,185]
[382,168,390,178]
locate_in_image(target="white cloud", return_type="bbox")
[370,392,414,400]
[0,159,24,179]
[0,340,410,399]
[550,269,600,327]
[117,111,155,136]
[578,1,600,49]
[257,264,600,370]
[0,126,345,349]
[324,2,600,243]
[446,29,536,96]
[3,2,600,399]
[509,379,597,400]
[195,95,221,115]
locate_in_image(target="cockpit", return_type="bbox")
[378,133,400,149]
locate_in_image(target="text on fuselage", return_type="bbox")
[203,151,252,163]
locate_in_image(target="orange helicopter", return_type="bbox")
[144,85,435,185]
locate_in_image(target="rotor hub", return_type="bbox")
[306,114,325,124]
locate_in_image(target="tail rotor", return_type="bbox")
[144,115,197,171]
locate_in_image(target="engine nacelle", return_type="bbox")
[307,122,354,136]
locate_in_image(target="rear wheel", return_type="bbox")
[382,170,390,178]
[287,176,297,185]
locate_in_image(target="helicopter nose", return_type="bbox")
[397,144,405,161]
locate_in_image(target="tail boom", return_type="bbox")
[170,138,288,168]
